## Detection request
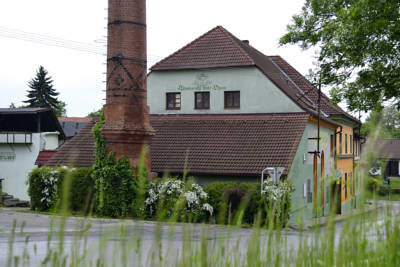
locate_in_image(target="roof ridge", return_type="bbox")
[151,26,222,71]
[217,26,255,65]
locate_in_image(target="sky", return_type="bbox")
[0,0,328,117]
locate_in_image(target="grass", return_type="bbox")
[389,177,400,189]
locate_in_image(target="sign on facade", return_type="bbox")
[177,74,227,91]
[0,152,16,161]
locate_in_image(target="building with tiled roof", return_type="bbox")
[46,26,361,219]
[0,108,65,201]
[147,26,345,218]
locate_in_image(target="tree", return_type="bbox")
[280,0,400,112]
[361,106,400,138]
[87,108,103,118]
[24,66,66,117]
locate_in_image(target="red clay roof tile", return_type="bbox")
[46,114,309,176]
[35,150,58,165]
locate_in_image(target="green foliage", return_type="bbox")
[28,167,66,211]
[23,66,66,117]
[203,181,238,217]
[378,183,390,196]
[28,167,93,213]
[91,117,137,218]
[68,168,94,213]
[280,0,400,111]
[144,178,213,222]
[204,181,293,227]
[361,106,400,138]
[366,178,379,192]
[87,108,103,118]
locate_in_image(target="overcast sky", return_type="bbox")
[0,0,325,117]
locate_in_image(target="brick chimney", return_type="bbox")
[102,0,154,171]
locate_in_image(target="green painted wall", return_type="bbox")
[148,67,303,114]
[287,123,336,222]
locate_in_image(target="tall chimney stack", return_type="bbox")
[102,0,154,171]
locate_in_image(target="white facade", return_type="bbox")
[148,67,303,114]
[0,132,60,200]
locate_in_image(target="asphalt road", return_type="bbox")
[0,202,397,266]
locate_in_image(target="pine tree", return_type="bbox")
[24,66,66,116]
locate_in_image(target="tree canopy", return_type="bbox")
[24,66,66,117]
[361,106,400,138]
[280,0,400,112]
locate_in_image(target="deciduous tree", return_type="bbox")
[280,0,400,112]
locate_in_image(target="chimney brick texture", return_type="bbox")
[102,0,154,171]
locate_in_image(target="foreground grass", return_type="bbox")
[2,198,400,267]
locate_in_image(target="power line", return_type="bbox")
[0,26,164,64]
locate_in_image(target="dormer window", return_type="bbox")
[166,92,181,110]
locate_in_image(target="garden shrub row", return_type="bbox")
[28,167,294,227]
[203,180,294,227]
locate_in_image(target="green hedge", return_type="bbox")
[28,167,94,213]
[204,181,293,227]
[204,182,262,225]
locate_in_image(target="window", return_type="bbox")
[224,91,240,109]
[350,135,353,154]
[195,92,210,109]
[350,172,353,196]
[166,93,181,110]
[345,173,348,199]
[307,179,312,203]
[330,134,334,156]
[345,134,348,154]
[339,134,343,155]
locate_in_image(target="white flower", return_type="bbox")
[202,203,213,215]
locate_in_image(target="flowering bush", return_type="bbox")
[261,178,295,226]
[28,166,93,212]
[28,167,69,211]
[145,179,213,221]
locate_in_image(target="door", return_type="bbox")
[331,182,342,214]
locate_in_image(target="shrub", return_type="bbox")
[204,180,294,227]
[261,178,295,227]
[378,183,390,196]
[204,182,262,225]
[237,183,262,225]
[91,118,137,218]
[203,182,238,221]
[144,179,213,222]
[69,168,94,213]
[28,167,95,213]
[92,154,136,218]
[28,167,66,211]
[366,178,379,192]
